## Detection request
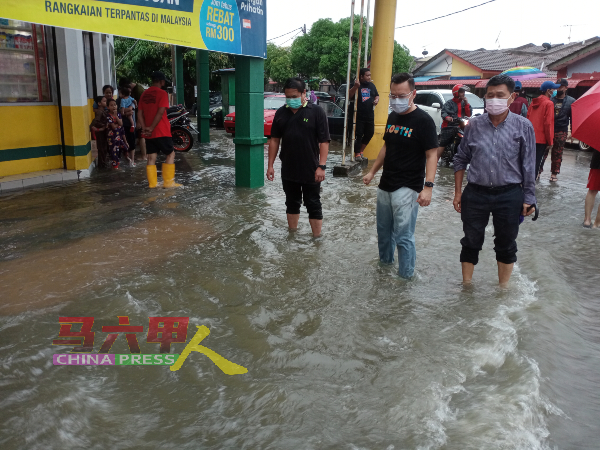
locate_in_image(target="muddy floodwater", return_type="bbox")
[1,131,599,449]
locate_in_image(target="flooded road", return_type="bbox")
[1,131,599,449]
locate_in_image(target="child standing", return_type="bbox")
[119,86,137,166]
[90,96,109,169]
[106,98,129,169]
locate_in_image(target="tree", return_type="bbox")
[392,42,413,75]
[290,17,373,90]
[264,43,295,85]
[288,16,413,90]
[114,37,235,106]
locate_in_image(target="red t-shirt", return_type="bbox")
[138,86,171,138]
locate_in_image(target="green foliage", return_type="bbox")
[264,43,295,85]
[288,16,413,89]
[290,17,373,90]
[115,37,172,85]
[392,42,413,75]
[114,37,236,105]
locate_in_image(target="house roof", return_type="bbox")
[415,37,600,78]
[415,77,598,89]
[548,40,600,70]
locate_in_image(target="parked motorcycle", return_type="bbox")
[441,117,468,165]
[167,105,197,152]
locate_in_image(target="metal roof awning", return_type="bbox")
[473,78,597,89]
[415,79,481,86]
[413,76,439,82]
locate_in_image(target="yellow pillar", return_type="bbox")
[363,0,397,160]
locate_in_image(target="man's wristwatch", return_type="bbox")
[318,165,326,170]
[424,181,434,188]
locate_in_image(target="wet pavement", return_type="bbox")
[1,130,599,449]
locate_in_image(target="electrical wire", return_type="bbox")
[279,30,302,46]
[396,0,496,29]
[267,28,302,42]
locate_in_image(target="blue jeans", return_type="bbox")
[376,187,419,279]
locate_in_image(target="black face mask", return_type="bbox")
[556,90,566,98]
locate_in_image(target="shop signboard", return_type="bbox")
[2,0,267,58]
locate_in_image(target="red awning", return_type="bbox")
[473,77,593,89]
[415,79,481,87]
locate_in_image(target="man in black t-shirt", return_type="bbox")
[363,73,439,279]
[348,68,379,160]
[267,77,331,237]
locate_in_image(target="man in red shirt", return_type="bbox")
[436,84,472,159]
[508,80,528,117]
[138,71,180,188]
[527,80,560,178]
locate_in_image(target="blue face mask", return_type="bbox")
[389,96,411,114]
[286,97,303,109]
[551,90,557,98]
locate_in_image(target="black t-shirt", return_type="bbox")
[356,81,379,121]
[271,102,331,185]
[379,107,439,193]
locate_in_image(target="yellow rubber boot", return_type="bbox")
[162,163,181,188]
[146,165,158,188]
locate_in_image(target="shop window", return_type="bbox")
[0,19,51,103]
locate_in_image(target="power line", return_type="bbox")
[267,28,302,42]
[396,0,497,29]
[280,30,302,46]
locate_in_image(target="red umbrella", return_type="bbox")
[572,81,600,150]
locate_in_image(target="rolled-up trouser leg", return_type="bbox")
[535,143,548,177]
[361,121,375,145]
[302,182,323,220]
[492,185,523,264]
[354,120,365,154]
[282,179,302,215]
[551,131,567,174]
[460,184,491,265]
[376,189,395,264]
[391,187,419,279]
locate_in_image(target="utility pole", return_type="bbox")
[364,0,370,67]
[341,0,355,165]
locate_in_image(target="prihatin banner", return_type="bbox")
[2,0,267,58]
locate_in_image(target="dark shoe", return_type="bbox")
[582,222,593,228]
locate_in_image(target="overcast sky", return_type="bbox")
[266,0,599,58]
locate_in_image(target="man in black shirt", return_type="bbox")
[363,73,439,279]
[267,77,330,237]
[348,68,379,160]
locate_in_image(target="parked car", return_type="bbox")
[319,101,348,139]
[209,91,222,104]
[313,91,334,103]
[209,103,223,127]
[190,91,222,116]
[413,89,485,135]
[224,94,286,137]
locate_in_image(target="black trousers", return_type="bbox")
[282,179,322,220]
[123,117,136,152]
[460,183,523,265]
[535,143,547,177]
[354,119,375,154]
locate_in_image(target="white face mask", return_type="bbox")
[389,95,412,114]
[486,97,510,115]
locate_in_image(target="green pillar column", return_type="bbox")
[196,49,210,143]
[175,46,185,105]
[234,56,267,188]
